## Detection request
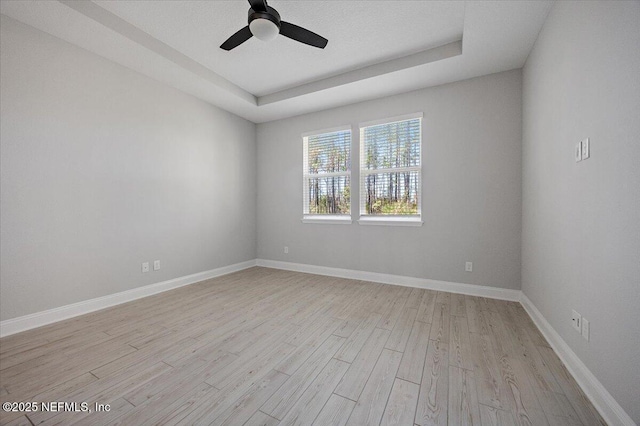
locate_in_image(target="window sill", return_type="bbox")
[301,216,352,225]
[358,217,424,227]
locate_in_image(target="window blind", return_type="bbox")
[360,117,421,216]
[303,129,351,216]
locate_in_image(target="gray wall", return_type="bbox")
[257,70,522,290]
[0,16,257,321]
[522,1,640,422]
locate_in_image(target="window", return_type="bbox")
[302,127,352,223]
[360,114,423,225]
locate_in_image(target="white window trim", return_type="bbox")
[359,113,423,223]
[358,216,423,227]
[302,126,352,223]
[359,112,424,129]
[302,215,352,225]
[302,125,352,138]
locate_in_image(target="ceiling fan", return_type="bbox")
[220,0,328,51]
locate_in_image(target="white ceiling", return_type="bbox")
[94,1,466,97]
[0,1,553,123]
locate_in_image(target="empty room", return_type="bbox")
[1,0,638,425]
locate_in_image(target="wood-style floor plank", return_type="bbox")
[449,366,481,426]
[429,303,451,344]
[345,349,402,426]
[276,318,342,376]
[334,328,390,401]
[465,296,489,335]
[334,312,381,364]
[2,416,31,426]
[416,290,437,324]
[415,339,449,426]
[469,332,514,412]
[449,315,474,371]
[485,311,548,426]
[312,394,355,426]
[378,287,411,330]
[451,294,467,317]
[537,345,607,426]
[379,378,420,426]
[479,404,517,426]
[244,411,280,426]
[396,320,430,384]
[385,308,417,353]
[111,382,214,426]
[278,359,350,425]
[210,370,289,426]
[405,288,425,310]
[29,362,172,425]
[263,335,344,419]
[0,268,603,426]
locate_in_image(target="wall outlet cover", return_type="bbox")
[575,141,582,162]
[142,262,150,273]
[465,262,473,272]
[571,309,581,332]
[153,260,160,271]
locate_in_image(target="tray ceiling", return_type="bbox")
[0,1,553,123]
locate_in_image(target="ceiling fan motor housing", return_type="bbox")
[248,7,281,28]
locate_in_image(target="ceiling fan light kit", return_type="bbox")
[221,0,328,51]
[249,15,280,42]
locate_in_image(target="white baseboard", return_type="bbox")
[256,259,521,301]
[520,294,635,426]
[0,259,257,338]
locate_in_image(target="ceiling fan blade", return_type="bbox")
[279,21,328,49]
[248,0,268,12]
[220,26,253,51]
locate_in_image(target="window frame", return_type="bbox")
[358,113,424,227]
[301,125,353,224]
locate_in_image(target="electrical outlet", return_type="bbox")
[142,262,150,273]
[153,260,160,271]
[465,262,473,272]
[571,310,581,332]
[582,318,590,341]
[581,138,590,160]
[575,141,582,162]
[284,246,289,254]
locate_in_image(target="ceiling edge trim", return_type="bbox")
[257,39,463,106]
[58,0,257,105]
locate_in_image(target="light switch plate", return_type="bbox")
[581,138,590,160]
[582,318,590,340]
[142,262,150,273]
[575,141,582,162]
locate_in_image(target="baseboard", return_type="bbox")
[255,258,521,301]
[520,293,635,426]
[0,259,257,338]
[1,258,517,338]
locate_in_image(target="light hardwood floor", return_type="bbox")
[0,267,606,426]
